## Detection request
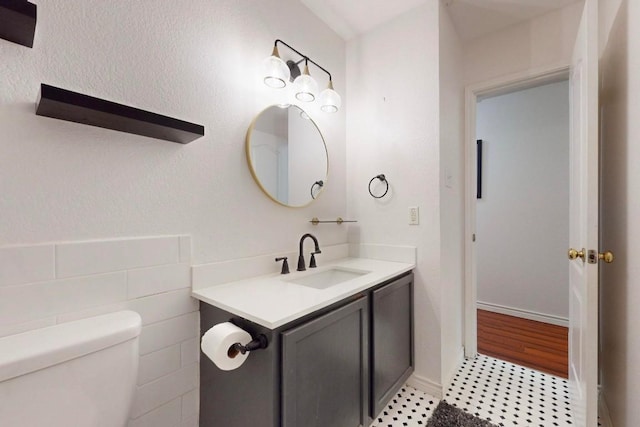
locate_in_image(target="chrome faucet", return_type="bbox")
[297,233,321,271]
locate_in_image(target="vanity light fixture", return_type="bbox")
[262,44,290,88]
[293,60,318,102]
[319,80,341,113]
[262,39,341,113]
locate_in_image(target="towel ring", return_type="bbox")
[368,174,389,199]
[310,180,324,199]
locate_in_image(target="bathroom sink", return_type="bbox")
[287,267,370,289]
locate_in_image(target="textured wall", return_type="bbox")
[0,0,347,265]
[438,3,465,389]
[1,2,346,426]
[463,2,583,85]
[346,2,442,390]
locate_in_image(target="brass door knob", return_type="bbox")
[568,248,586,261]
[599,251,615,263]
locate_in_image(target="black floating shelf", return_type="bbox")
[35,84,205,144]
[0,0,37,47]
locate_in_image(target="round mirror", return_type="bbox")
[246,105,328,207]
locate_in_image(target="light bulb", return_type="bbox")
[319,80,341,113]
[262,45,290,89]
[293,64,318,102]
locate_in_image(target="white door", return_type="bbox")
[568,0,599,426]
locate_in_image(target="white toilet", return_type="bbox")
[0,310,142,427]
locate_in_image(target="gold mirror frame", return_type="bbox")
[246,105,329,208]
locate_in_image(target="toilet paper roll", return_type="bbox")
[201,322,253,371]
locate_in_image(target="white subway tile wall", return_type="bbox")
[0,245,55,287]
[348,243,417,264]
[140,312,200,355]
[179,236,192,264]
[0,272,128,325]
[132,363,199,418]
[180,388,200,421]
[138,345,182,386]
[0,236,199,427]
[0,316,57,338]
[55,237,181,278]
[181,337,201,366]
[180,414,199,427]
[128,264,191,300]
[128,397,182,427]
[191,243,350,290]
[190,243,416,291]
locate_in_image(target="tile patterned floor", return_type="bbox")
[371,355,603,427]
[369,386,440,427]
[446,355,573,426]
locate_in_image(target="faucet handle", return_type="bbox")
[275,257,290,274]
[309,251,321,268]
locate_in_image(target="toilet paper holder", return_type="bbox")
[228,334,269,358]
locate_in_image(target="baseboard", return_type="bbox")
[598,387,613,427]
[406,374,442,399]
[477,301,569,327]
[442,347,465,393]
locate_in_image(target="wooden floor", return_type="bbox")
[477,309,568,378]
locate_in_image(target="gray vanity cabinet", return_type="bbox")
[281,296,369,427]
[198,271,413,427]
[370,273,414,418]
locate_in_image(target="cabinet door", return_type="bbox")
[282,296,369,427]
[371,273,414,418]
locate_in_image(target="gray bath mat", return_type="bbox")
[426,401,499,427]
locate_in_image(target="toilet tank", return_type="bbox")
[0,310,142,427]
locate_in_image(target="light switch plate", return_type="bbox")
[409,207,419,225]
[445,168,453,188]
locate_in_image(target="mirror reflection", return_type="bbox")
[246,105,328,207]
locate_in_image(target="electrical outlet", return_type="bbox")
[409,206,419,225]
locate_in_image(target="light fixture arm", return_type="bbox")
[274,39,333,82]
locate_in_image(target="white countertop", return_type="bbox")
[192,257,414,329]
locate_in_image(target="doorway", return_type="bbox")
[463,65,571,372]
[474,78,570,377]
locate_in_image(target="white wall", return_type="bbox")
[475,81,570,320]
[0,0,347,264]
[1,2,346,426]
[0,237,199,427]
[463,2,584,85]
[599,0,640,425]
[438,3,465,388]
[598,0,624,57]
[346,2,442,391]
